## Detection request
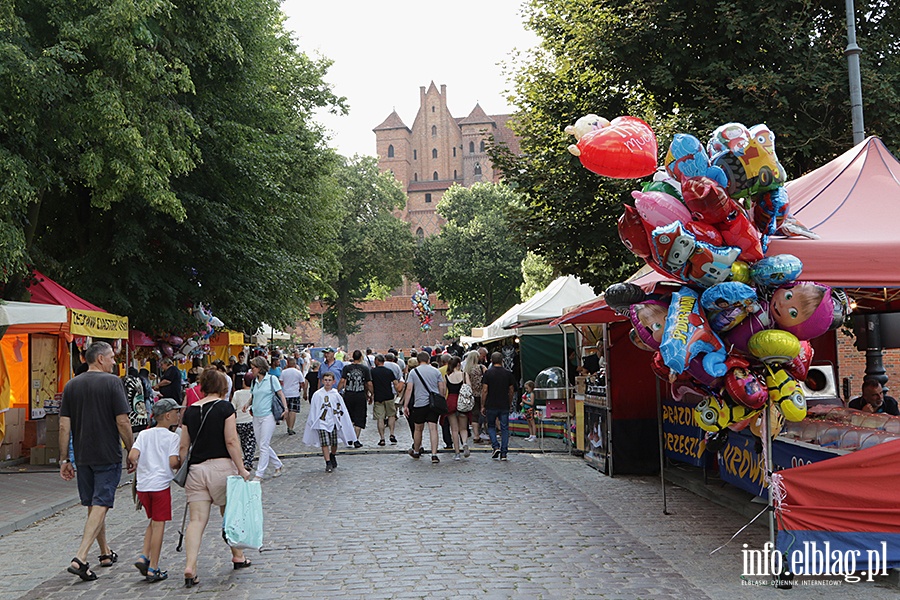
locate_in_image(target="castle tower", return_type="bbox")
[458,103,498,186]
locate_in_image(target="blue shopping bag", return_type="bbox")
[223,476,264,549]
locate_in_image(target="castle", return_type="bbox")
[374,82,520,241]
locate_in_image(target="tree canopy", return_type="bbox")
[1,0,345,334]
[491,0,900,290]
[321,155,416,348]
[414,182,527,328]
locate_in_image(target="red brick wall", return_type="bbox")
[836,332,900,398]
[292,308,451,354]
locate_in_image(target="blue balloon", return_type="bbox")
[700,282,761,333]
[751,254,803,287]
[660,287,729,378]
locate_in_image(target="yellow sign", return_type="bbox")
[69,309,129,339]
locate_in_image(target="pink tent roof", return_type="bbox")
[768,137,900,290]
[27,271,106,312]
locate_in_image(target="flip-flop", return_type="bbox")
[232,558,252,570]
[67,557,97,581]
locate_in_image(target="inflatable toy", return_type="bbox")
[632,189,692,227]
[617,205,654,258]
[769,282,834,340]
[660,287,728,378]
[724,361,768,409]
[664,134,727,186]
[765,365,807,422]
[785,341,814,381]
[750,254,803,287]
[730,261,751,284]
[567,116,657,179]
[748,402,785,438]
[700,282,760,333]
[651,221,740,287]
[629,300,669,349]
[604,282,647,314]
[683,221,723,245]
[681,177,763,261]
[563,114,608,140]
[748,329,801,364]
[707,123,751,157]
[694,392,761,433]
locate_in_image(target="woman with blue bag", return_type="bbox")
[249,356,287,481]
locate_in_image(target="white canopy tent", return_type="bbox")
[253,323,293,344]
[0,301,68,334]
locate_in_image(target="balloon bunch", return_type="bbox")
[411,286,434,332]
[567,115,852,439]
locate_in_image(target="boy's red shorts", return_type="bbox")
[137,488,173,522]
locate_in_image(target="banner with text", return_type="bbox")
[69,309,129,339]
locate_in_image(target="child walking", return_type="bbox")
[303,372,357,472]
[127,398,183,582]
[522,381,538,442]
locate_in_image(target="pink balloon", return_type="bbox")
[632,190,692,228]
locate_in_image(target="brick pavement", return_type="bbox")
[1,405,897,599]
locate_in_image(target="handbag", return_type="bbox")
[223,475,264,549]
[414,368,448,414]
[457,382,475,413]
[173,399,221,488]
[269,376,285,422]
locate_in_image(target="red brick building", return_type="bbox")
[837,333,900,397]
[291,297,451,353]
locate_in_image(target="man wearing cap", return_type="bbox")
[318,347,344,389]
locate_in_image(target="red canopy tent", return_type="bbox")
[27,271,106,312]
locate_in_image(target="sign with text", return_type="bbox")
[661,400,706,466]
[69,309,129,339]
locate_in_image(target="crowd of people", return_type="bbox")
[57,339,529,588]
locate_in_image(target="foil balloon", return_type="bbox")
[721,309,772,355]
[160,343,174,358]
[651,221,740,288]
[664,134,728,187]
[753,188,819,245]
[629,328,655,352]
[617,205,654,259]
[785,341,814,381]
[730,261,752,284]
[683,221,723,246]
[765,365,807,422]
[707,123,751,157]
[748,329,801,364]
[660,287,728,378]
[641,176,682,200]
[700,282,760,333]
[629,300,669,349]
[750,254,803,288]
[632,189,692,228]
[681,177,763,261]
[563,114,609,140]
[711,134,785,200]
[748,403,786,439]
[567,116,658,179]
[693,392,761,433]
[725,363,768,409]
[168,335,184,347]
[604,282,647,314]
[769,282,838,341]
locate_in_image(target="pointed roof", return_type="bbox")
[768,136,900,288]
[426,81,440,95]
[373,110,410,132]
[458,103,496,126]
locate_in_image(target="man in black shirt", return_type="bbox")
[849,379,900,415]
[481,351,516,460]
[155,357,182,402]
[371,354,403,446]
[231,352,250,391]
[339,350,373,447]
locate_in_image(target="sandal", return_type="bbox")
[184,573,199,588]
[67,557,98,581]
[98,550,118,567]
[146,567,168,583]
[232,558,252,570]
[134,555,150,576]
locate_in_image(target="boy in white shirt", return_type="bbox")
[303,372,356,472]
[126,398,182,582]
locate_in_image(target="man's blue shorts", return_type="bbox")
[76,463,122,508]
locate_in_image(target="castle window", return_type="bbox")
[416,228,425,245]
[414,173,418,181]
[469,141,475,154]
[413,149,417,160]
[453,170,458,179]
[474,162,482,176]
[480,140,486,152]
[452,147,456,157]
[433,171,439,181]
[387,144,394,158]
[425,193,432,203]
[432,148,438,159]
[432,125,437,137]
[432,106,435,113]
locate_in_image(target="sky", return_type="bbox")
[281,0,541,158]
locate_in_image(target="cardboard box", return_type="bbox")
[575,376,587,395]
[24,419,47,448]
[29,445,47,465]
[45,414,60,433]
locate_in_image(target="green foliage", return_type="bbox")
[414,182,527,327]
[520,252,555,301]
[6,0,346,334]
[321,155,416,347]
[492,0,900,290]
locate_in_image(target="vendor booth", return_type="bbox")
[210,329,246,363]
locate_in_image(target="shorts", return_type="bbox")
[468,399,483,423]
[345,393,367,429]
[137,488,173,521]
[409,404,440,424]
[373,399,395,421]
[76,463,122,508]
[317,427,338,447]
[184,457,237,506]
[286,396,304,412]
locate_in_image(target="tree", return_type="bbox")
[520,252,555,301]
[322,156,416,348]
[5,0,346,334]
[414,182,527,327]
[491,0,900,291]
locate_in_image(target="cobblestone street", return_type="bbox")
[1,410,897,599]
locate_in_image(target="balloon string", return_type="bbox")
[709,505,769,556]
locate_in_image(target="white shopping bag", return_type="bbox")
[223,476,264,549]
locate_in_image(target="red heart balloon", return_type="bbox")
[574,116,657,179]
[617,204,653,258]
